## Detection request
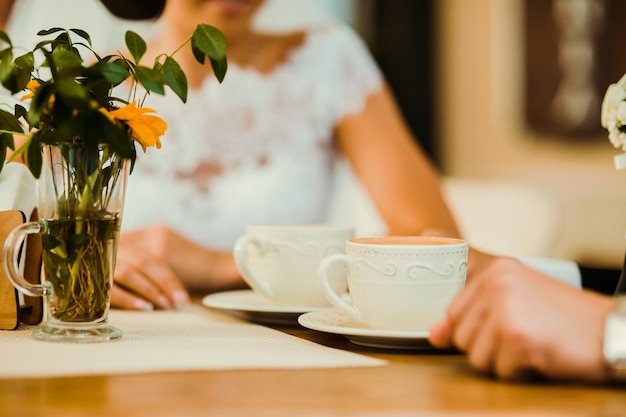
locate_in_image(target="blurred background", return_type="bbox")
[6,0,624,290]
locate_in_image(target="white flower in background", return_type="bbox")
[601,73,626,169]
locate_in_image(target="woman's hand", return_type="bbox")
[112,224,241,310]
[429,257,614,382]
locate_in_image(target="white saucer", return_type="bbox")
[298,309,433,350]
[201,289,325,326]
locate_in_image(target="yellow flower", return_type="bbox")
[106,101,168,151]
[21,79,40,101]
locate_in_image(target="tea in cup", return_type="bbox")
[318,236,468,331]
[233,225,354,307]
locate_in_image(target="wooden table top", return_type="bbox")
[1,314,625,417]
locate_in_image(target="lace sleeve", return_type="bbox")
[320,24,383,123]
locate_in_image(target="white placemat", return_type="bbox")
[0,306,385,378]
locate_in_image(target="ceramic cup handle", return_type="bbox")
[233,235,274,301]
[317,253,363,322]
[2,221,47,297]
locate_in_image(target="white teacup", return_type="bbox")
[318,236,468,331]
[233,225,354,307]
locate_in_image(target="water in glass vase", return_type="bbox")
[41,217,120,321]
[36,216,122,341]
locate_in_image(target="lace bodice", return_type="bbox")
[122,24,382,250]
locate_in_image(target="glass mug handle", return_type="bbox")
[2,221,47,297]
[233,235,274,300]
[317,254,364,322]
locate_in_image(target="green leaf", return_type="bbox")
[55,78,88,101]
[14,104,28,124]
[0,30,11,46]
[42,233,68,259]
[0,146,5,173]
[1,75,19,94]
[152,59,163,73]
[135,65,165,95]
[125,30,146,63]
[0,108,22,163]
[98,61,130,85]
[0,133,12,151]
[69,28,91,47]
[209,56,227,83]
[0,48,13,85]
[50,48,82,74]
[41,233,63,251]
[14,52,34,72]
[91,111,134,158]
[13,52,35,90]
[191,24,227,61]
[191,41,205,65]
[32,39,55,51]
[27,82,55,125]
[68,233,90,250]
[0,49,21,93]
[163,56,187,102]
[37,27,65,36]
[191,24,227,83]
[129,142,137,174]
[2,134,12,149]
[39,113,82,145]
[0,108,24,136]
[52,32,71,49]
[26,139,42,178]
[0,106,21,159]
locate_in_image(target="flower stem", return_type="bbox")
[169,34,193,58]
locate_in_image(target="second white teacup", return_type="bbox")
[233,225,354,307]
[318,236,468,331]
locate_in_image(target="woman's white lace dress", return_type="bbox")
[122,24,382,250]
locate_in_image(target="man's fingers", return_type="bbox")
[465,308,500,374]
[428,320,453,348]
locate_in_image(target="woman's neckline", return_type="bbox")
[189,27,320,92]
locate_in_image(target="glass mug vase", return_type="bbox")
[2,143,128,342]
